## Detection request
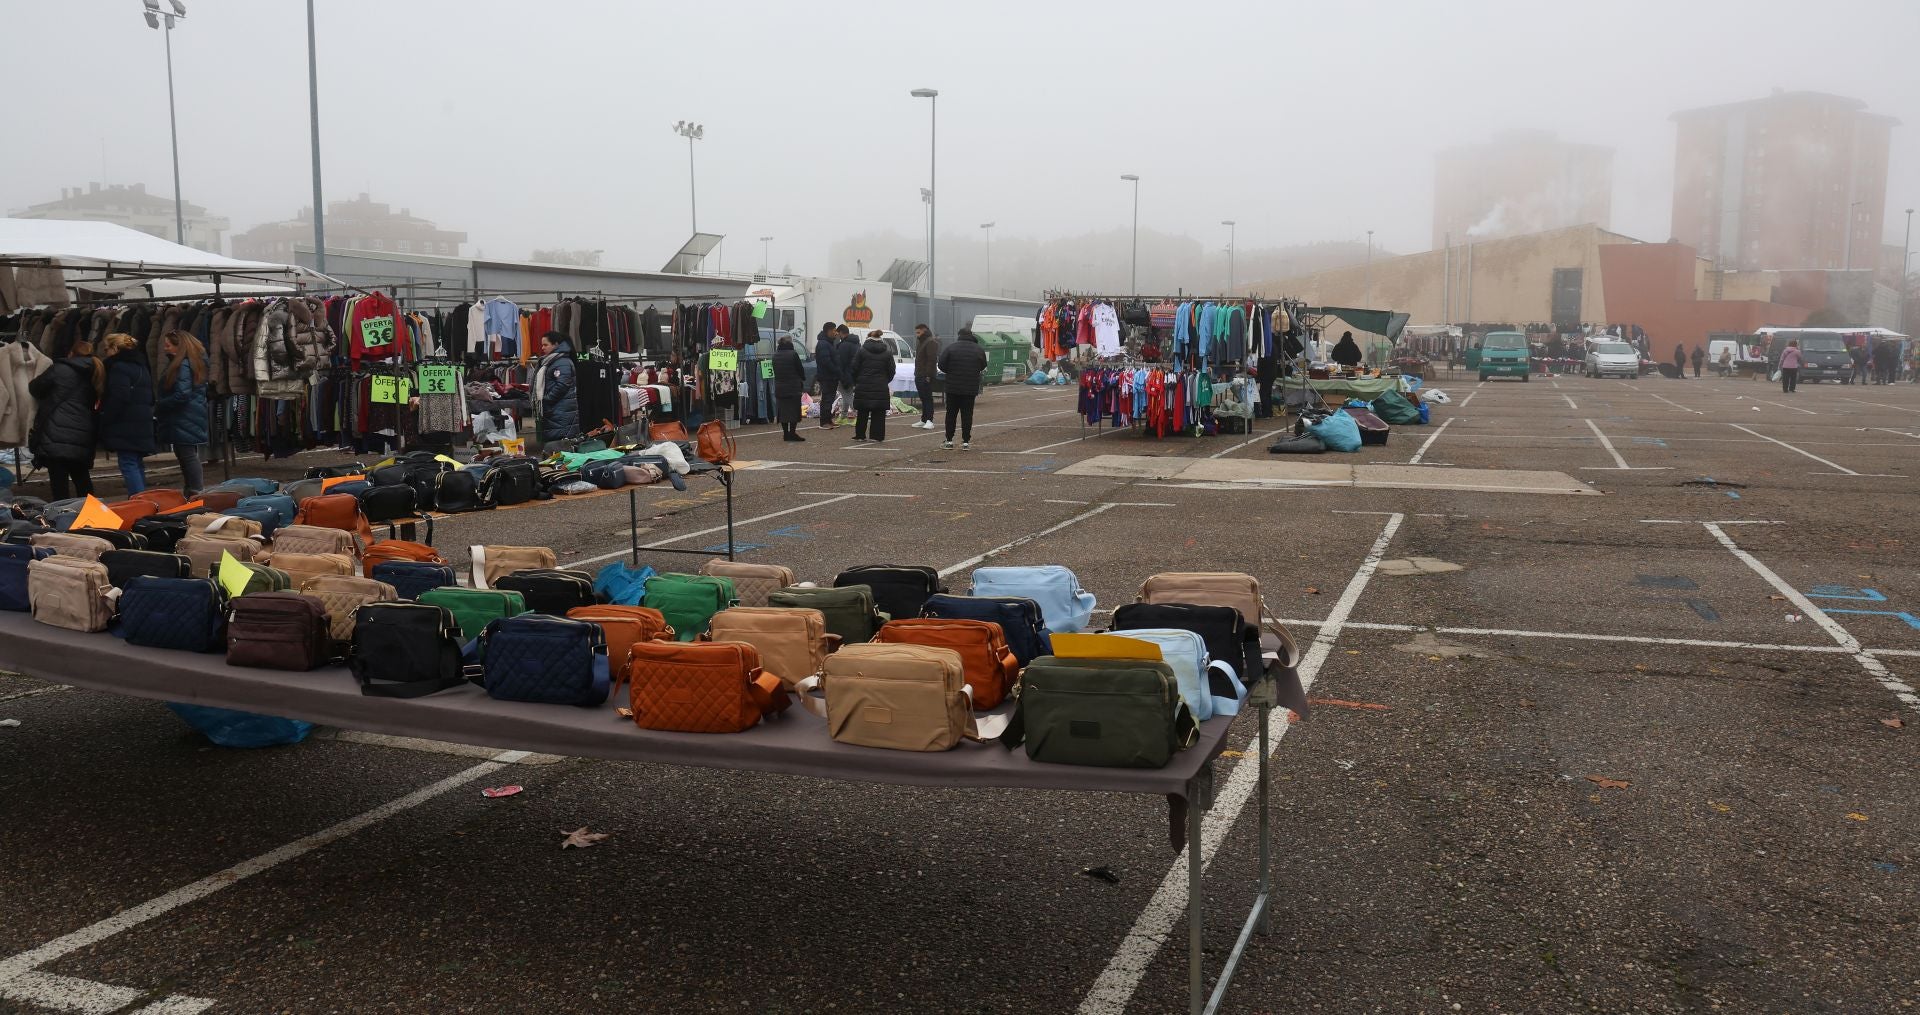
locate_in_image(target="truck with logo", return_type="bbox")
[746,278,898,394]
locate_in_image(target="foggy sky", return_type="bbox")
[6,0,1919,284]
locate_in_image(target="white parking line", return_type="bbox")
[1561,394,1577,410]
[1843,397,1920,414]
[1271,619,1850,654]
[1205,430,1273,459]
[1406,418,1453,465]
[1645,391,1702,414]
[1741,395,1816,415]
[1726,423,1859,475]
[1457,392,1477,408]
[1078,513,1403,1015]
[563,493,870,568]
[1579,418,1667,470]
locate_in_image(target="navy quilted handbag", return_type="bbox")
[472,615,609,706]
[371,561,457,600]
[920,593,1054,668]
[0,544,54,611]
[113,576,225,652]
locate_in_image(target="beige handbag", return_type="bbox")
[707,606,830,688]
[176,535,258,577]
[300,574,398,642]
[797,643,1006,751]
[271,524,359,558]
[1138,572,1265,626]
[271,551,355,590]
[27,556,114,632]
[470,545,556,589]
[700,561,797,608]
[29,532,116,562]
[187,512,263,541]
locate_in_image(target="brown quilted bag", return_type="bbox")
[300,574,398,643]
[626,640,789,733]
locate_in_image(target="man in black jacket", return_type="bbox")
[813,322,841,429]
[937,328,988,449]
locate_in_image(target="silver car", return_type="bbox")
[1585,341,1640,378]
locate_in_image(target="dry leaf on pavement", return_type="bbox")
[1708,801,1731,813]
[1846,813,1870,822]
[560,827,611,849]
[1584,775,1631,790]
[1881,718,1905,728]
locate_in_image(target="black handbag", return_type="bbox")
[358,484,417,523]
[434,470,489,512]
[72,526,148,551]
[481,458,539,506]
[349,602,468,697]
[130,515,189,552]
[305,462,368,479]
[101,548,192,588]
[832,564,946,622]
[1112,601,1262,692]
[1268,432,1326,455]
[493,568,597,615]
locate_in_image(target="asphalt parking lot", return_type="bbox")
[3,370,1917,1014]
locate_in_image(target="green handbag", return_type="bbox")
[1003,657,1197,768]
[418,587,528,644]
[644,573,737,641]
[767,584,884,645]
[240,563,291,596]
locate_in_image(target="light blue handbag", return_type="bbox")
[969,564,1095,634]
[1108,628,1246,721]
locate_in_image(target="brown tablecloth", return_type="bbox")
[0,612,1278,801]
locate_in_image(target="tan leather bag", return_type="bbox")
[700,560,796,608]
[695,419,736,465]
[798,643,989,752]
[707,607,829,689]
[29,532,116,562]
[187,512,263,541]
[28,556,114,632]
[1138,572,1265,626]
[470,545,556,589]
[271,524,360,558]
[271,551,355,591]
[300,574,399,642]
[177,535,258,577]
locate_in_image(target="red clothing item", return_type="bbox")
[1076,305,1095,346]
[346,291,403,364]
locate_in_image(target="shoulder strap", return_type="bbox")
[469,545,489,588]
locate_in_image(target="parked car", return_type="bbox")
[1467,331,1531,382]
[1584,341,1640,378]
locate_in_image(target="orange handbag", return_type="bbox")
[625,640,789,733]
[695,419,736,465]
[362,539,445,569]
[648,421,689,442]
[291,493,375,553]
[568,605,675,677]
[873,618,1021,709]
[106,500,159,524]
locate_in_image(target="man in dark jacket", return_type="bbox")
[813,321,841,429]
[1690,344,1705,378]
[773,336,806,442]
[535,331,580,446]
[937,328,988,449]
[912,324,939,429]
[849,331,896,442]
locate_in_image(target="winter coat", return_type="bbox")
[97,349,157,455]
[850,337,896,410]
[27,356,98,462]
[1690,347,1705,367]
[1673,345,1686,367]
[154,356,210,446]
[814,329,841,382]
[834,337,859,382]
[0,340,51,447]
[915,333,940,381]
[535,340,580,439]
[1779,346,1803,370]
[209,304,255,396]
[1331,336,1363,367]
[772,343,805,399]
[937,334,988,397]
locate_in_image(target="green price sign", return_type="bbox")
[759,360,774,379]
[418,364,458,395]
[370,376,401,403]
[708,347,739,372]
[361,316,395,349]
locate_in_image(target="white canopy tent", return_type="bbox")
[0,218,334,299]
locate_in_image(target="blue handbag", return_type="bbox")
[969,565,1096,634]
[472,614,609,706]
[593,561,656,606]
[1107,628,1245,722]
[221,504,284,537]
[371,560,458,600]
[0,544,54,612]
[113,576,225,652]
[236,494,297,530]
[219,477,281,496]
[920,593,1053,667]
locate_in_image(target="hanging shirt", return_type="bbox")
[1092,302,1122,356]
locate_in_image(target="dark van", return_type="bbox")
[1770,331,1851,383]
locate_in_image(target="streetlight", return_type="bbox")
[980,222,995,294]
[672,120,704,234]
[1120,174,1140,295]
[759,236,774,276]
[304,0,325,273]
[1904,208,1913,286]
[141,0,188,246]
[1221,220,1236,295]
[1844,199,1862,269]
[910,88,938,329]
[1365,229,1375,307]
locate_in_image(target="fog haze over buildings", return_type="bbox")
[5,0,1918,296]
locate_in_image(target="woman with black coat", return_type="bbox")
[772,336,806,442]
[849,331,896,442]
[1330,330,1363,368]
[96,332,157,493]
[27,338,104,500]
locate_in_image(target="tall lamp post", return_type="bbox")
[980,222,995,295]
[672,121,704,235]
[1120,174,1141,294]
[1364,229,1375,307]
[304,0,325,273]
[1221,219,1236,295]
[759,236,774,276]
[910,88,939,329]
[141,0,188,246]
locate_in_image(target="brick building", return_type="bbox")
[1670,90,1897,272]
[1432,130,1614,250]
[232,194,465,262]
[10,182,229,253]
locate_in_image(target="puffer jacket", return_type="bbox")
[535,339,580,440]
[97,349,157,455]
[27,356,98,462]
[154,355,210,446]
[937,333,988,397]
[211,302,259,396]
[850,337,895,410]
[252,299,332,399]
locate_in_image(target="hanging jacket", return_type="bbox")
[97,349,157,455]
[937,333,988,397]
[849,337,895,409]
[27,356,98,461]
[154,355,210,446]
[0,339,51,447]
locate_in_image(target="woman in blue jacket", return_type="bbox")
[153,330,211,496]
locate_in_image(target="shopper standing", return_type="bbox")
[27,337,103,500]
[938,327,988,450]
[533,330,580,446]
[96,332,156,494]
[913,323,939,430]
[849,330,895,443]
[834,326,859,419]
[772,335,806,442]
[153,329,210,496]
[1778,339,1803,394]
[1717,345,1734,378]
[813,321,841,429]
[1690,344,1705,378]
[1849,341,1868,384]
[1672,343,1687,379]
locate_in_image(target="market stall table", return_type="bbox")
[0,611,1303,1014]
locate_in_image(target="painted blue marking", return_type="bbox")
[700,542,765,554]
[767,526,812,539]
[1631,437,1669,448]
[1725,490,1741,499]
[1808,586,1887,601]
[1021,465,1052,472]
[1824,609,1920,630]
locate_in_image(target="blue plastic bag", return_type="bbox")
[594,561,656,606]
[1308,411,1363,452]
[165,703,314,748]
[1417,402,1431,424]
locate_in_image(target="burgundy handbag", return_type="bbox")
[226,592,333,670]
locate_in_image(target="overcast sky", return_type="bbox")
[6,0,1918,276]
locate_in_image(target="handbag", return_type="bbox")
[0,544,55,612]
[767,584,883,646]
[480,459,539,506]
[694,419,736,465]
[113,576,226,653]
[270,524,359,558]
[1001,656,1196,768]
[1113,601,1263,692]
[469,544,556,589]
[268,551,354,591]
[795,643,995,752]
[187,512,262,541]
[418,586,528,643]
[873,618,1020,709]
[493,568,597,615]
[833,564,946,623]
[300,574,399,643]
[101,548,193,588]
[27,556,115,632]
[1100,628,1244,722]
[226,592,332,670]
[920,593,1053,668]
[643,573,737,642]
[567,604,673,676]
[370,560,457,600]
[434,469,489,512]
[236,494,298,529]
[706,606,830,689]
[130,515,189,553]
[362,539,445,569]
[291,493,376,551]
[625,640,789,733]
[349,602,468,697]
[471,614,610,706]
[30,531,116,562]
[699,560,794,608]
[176,534,258,578]
[648,420,689,443]
[968,565,1095,634]
[357,484,417,524]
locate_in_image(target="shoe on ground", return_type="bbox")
[962,442,971,450]
[942,440,954,449]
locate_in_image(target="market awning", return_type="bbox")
[0,218,333,291]
[1307,307,1410,341]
